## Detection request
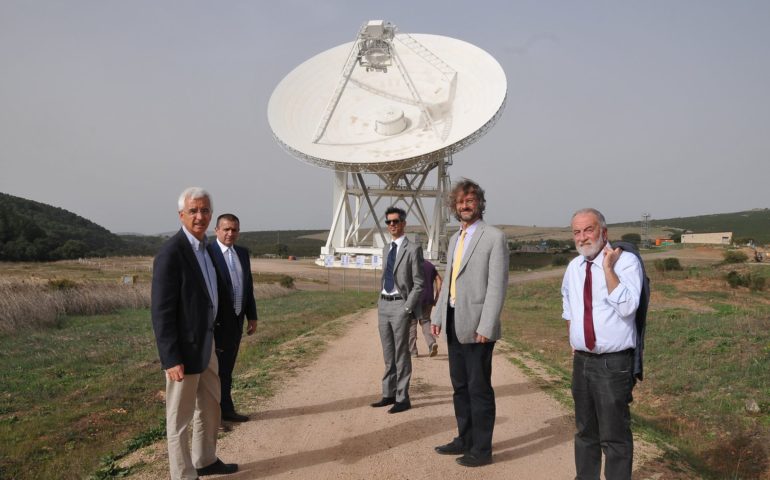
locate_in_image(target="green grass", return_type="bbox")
[0,290,375,480]
[500,268,770,479]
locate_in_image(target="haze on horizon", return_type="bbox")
[1,1,768,235]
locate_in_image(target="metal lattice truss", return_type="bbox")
[321,157,453,262]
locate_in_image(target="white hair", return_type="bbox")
[177,187,212,212]
[571,208,607,229]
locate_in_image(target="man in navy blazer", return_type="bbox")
[207,213,258,422]
[151,187,237,479]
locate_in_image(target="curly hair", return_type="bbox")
[447,178,486,222]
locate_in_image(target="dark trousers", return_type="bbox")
[215,332,242,414]
[572,350,634,480]
[446,306,496,459]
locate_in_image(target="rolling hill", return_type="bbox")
[614,209,770,243]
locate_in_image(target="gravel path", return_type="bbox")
[212,308,576,479]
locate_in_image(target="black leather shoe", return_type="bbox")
[370,396,395,407]
[222,411,249,422]
[387,401,411,414]
[434,441,466,455]
[456,453,492,467]
[196,458,238,476]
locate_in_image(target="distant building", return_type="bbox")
[681,232,733,245]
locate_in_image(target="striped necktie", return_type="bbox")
[228,248,242,315]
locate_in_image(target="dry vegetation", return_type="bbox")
[0,257,295,334]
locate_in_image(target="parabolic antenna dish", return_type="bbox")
[268,32,507,173]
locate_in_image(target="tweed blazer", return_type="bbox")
[431,221,509,343]
[381,236,425,319]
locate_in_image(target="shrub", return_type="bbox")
[723,250,748,264]
[552,256,569,267]
[621,233,641,245]
[654,258,683,272]
[279,275,295,289]
[726,271,744,288]
[663,258,682,271]
[47,278,79,290]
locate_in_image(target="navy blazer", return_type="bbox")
[151,229,217,374]
[207,242,258,347]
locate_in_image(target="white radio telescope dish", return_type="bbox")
[268,21,507,264]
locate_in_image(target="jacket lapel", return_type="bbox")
[209,242,234,296]
[178,230,212,303]
[457,221,486,275]
[393,237,408,272]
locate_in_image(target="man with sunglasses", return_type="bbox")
[371,206,425,414]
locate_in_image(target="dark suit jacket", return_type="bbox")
[207,242,258,349]
[151,229,217,374]
[381,236,425,319]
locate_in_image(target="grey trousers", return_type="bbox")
[378,298,412,403]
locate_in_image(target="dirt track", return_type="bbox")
[129,249,720,479]
[213,308,577,479]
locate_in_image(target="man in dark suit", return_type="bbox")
[431,179,509,467]
[207,213,258,423]
[151,187,237,480]
[371,206,425,414]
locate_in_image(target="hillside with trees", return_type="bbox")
[0,192,129,260]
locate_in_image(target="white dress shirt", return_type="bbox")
[561,248,643,353]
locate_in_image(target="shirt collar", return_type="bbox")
[216,238,234,253]
[181,225,207,252]
[461,219,480,236]
[391,235,406,248]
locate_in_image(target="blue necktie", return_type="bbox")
[383,242,397,292]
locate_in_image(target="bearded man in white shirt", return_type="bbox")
[561,208,643,480]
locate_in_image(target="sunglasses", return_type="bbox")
[384,219,402,225]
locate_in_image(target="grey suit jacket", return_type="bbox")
[431,221,510,343]
[381,236,425,319]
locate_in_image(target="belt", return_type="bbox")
[575,348,633,357]
[380,294,404,301]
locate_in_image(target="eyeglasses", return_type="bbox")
[184,208,211,216]
[384,219,402,225]
[456,197,478,206]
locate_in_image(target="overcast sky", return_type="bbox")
[1,1,768,234]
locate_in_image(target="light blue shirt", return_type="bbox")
[181,225,218,319]
[561,248,642,353]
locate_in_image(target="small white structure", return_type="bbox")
[681,232,733,245]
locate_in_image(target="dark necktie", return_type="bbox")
[583,261,596,351]
[383,242,397,292]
